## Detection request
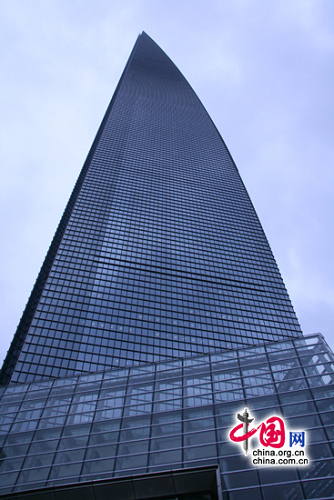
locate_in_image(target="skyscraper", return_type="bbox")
[0,32,333,500]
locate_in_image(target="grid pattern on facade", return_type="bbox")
[0,466,222,500]
[3,33,301,385]
[0,335,333,499]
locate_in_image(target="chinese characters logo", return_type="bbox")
[229,408,309,466]
[229,408,285,454]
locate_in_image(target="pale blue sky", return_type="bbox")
[1,0,334,364]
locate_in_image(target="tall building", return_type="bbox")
[0,32,333,500]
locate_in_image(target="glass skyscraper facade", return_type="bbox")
[0,33,333,499]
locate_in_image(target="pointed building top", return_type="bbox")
[128,32,185,82]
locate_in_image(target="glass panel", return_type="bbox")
[239,346,266,357]
[157,360,183,371]
[184,443,217,460]
[54,448,86,464]
[243,374,272,386]
[124,384,153,414]
[24,389,50,401]
[245,394,279,410]
[214,389,244,402]
[66,412,95,425]
[302,477,334,498]
[23,453,54,468]
[118,440,149,456]
[72,391,99,404]
[0,471,19,487]
[301,355,333,370]
[287,414,321,429]
[184,393,213,407]
[17,466,50,483]
[311,386,334,400]
[304,427,327,443]
[240,355,267,366]
[278,390,312,405]
[151,413,182,437]
[85,444,116,460]
[308,374,334,387]
[156,368,183,381]
[120,419,150,441]
[91,419,121,436]
[130,364,155,375]
[272,368,304,382]
[82,457,115,474]
[151,435,181,451]
[0,456,25,473]
[184,430,216,446]
[16,408,43,420]
[42,405,70,418]
[244,384,276,397]
[50,381,76,397]
[262,482,304,500]
[4,432,34,446]
[215,402,244,427]
[184,408,214,431]
[299,458,334,479]
[258,467,298,484]
[98,388,126,406]
[11,420,39,433]
[58,434,89,450]
[270,359,300,371]
[0,403,20,414]
[0,421,13,435]
[229,488,262,500]
[28,381,54,391]
[49,462,81,479]
[308,443,333,459]
[38,416,66,429]
[223,470,259,489]
[1,442,30,458]
[46,395,73,407]
[267,350,296,362]
[79,372,103,383]
[123,404,152,417]
[94,407,123,420]
[53,377,78,388]
[149,449,181,466]
[214,379,242,391]
[275,377,308,392]
[218,439,242,457]
[220,454,252,474]
[21,399,46,411]
[34,427,63,440]
[281,400,316,417]
[155,379,182,395]
[295,336,319,346]
[211,350,238,363]
[321,411,333,425]
[102,368,128,385]
[213,366,240,380]
[63,423,92,437]
[75,381,101,393]
[153,399,182,412]
[184,356,210,367]
[29,439,59,454]
[4,385,26,395]
[115,453,148,471]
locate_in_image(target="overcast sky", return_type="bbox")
[1,0,333,366]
